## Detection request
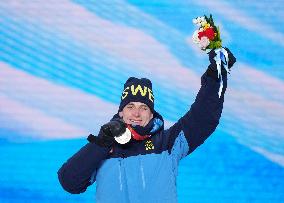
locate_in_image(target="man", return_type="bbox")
[58,48,236,202]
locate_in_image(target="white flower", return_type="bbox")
[193,16,207,27]
[199,27,204,32]
[198,36,210,49]
[192,30,200,44]
[196,17,202,23]
[201,21,207,26]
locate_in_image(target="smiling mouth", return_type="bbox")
[129,119,142,125]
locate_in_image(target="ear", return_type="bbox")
[119,111,123,118]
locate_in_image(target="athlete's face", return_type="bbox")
[119,102,153,127]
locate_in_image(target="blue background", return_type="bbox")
[0,0,284,202]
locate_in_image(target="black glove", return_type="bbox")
[87,119,126,147]
[206,47,236,81]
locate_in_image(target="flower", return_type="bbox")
[199,36,210,50]
[204,23,210,29]
[198,27,215,40]
[200,16,205,22]
[192,30,200,44]
[192,14,222,51]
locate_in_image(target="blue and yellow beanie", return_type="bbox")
[119,77,154,113]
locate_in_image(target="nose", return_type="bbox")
[132,108,140,117]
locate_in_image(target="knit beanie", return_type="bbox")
[119,77,154,113]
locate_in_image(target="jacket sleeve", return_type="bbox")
[57,142,111,194]
[166,73,227,156]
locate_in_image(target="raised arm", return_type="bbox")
[166,48,236,155]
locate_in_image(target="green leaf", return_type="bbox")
[217,26,221,41]
[204,15,209,22]
[207,40,222,49]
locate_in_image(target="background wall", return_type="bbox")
[1,0,284,202]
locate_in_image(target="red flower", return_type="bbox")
[198,27,215,40]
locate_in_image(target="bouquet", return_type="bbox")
[192,14,230,98]
[192,14,222,51]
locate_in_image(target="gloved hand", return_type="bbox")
[87,119,126,147]
[206,47,236,80]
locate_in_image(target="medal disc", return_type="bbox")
[115,128,132,144]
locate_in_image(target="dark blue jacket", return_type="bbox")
[58,74,227,203]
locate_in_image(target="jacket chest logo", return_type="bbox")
[145,140,154,150]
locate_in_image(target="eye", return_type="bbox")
[126,105,134,109]
[141,106,149,111]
